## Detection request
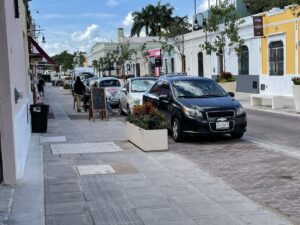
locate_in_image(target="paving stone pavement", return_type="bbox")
[170,136,300,225]
[42,85,293,225]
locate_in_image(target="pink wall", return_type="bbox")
[0,0,32,184]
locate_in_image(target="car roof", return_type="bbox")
[159,75,212,82]
[128,77,157,81]
[98,77,119,81]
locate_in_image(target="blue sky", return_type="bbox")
[29,0,212,56]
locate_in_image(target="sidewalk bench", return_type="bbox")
[251,94,293,109]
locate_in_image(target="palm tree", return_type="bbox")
[92,60,99,75]
[131,1,175,37]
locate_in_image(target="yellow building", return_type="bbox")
[260,6,299,95]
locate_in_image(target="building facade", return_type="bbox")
[88,28,161,77]
[260,6,299,96]
[0,0,32,184]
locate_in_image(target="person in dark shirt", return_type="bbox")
[74,76,86,112]
[37,79,45,97]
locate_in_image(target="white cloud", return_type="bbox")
[106,0,119,7]
[122,12,133,27]
[71,24,98,42]
[198,0,217,12]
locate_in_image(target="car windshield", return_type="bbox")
[131,79,156,92]
[172,80,228,98]
[99,80,121,87]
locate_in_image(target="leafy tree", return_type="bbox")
[243,0,299,13]
[160,16,192,73]
[115,42,136,77]
[200,0,245,74]
[140,43,150,75]
[131,1,174,37]
[92,57,106,76]
[103,51,118,77]
[73,51,86,67]
[52,50,75,72]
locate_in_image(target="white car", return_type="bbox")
[119,77,157,114]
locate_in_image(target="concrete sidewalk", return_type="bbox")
[0,85,295,225]
[235,92,299,117]
[42,85,292,225]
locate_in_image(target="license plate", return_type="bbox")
[216,121,230,130]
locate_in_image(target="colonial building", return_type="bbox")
[87,28,161,77]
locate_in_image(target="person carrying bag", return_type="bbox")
[74,76,86,112]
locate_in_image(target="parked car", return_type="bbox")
[96,77,122,109]
[143,76,247,142]
[119,77,157,114]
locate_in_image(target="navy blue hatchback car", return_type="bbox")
[143,76,247,142]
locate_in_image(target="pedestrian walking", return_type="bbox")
[74,76,86,112]
[37,79,45,97]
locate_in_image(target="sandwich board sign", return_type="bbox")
[90,87,107,121]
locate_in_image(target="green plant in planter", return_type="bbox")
[127,102,167,130]
[63,83,72,89]
[217,72,236,83]
[292,77,300,85]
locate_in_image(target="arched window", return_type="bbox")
[198,52,204,77]
[269,41,284,76]
[238,45,249,75]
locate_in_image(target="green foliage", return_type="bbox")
[52,50,75,72]
[73,51,86,67]
[217,72,235,83]
[292,77,300,85]
[131,1,174,37]
[114,42,136,77]
[200,0,245,73]
[63,83,72,89]
[243,0,300,14]
[127,102,167,130]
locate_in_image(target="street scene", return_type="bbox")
[1,0,300,225]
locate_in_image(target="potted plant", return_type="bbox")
[217,72,237,93]
[126,102,168,151]
[292,77,300,113]
[63,83,72,95]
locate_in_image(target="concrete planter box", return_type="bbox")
[218,81,237,93]
[126,122,168,151]
[292,85,300,113]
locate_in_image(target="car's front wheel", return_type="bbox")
[172,118,183,142]
[231,132,244,139]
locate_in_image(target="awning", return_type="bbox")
[147,48,161,58]
[28,36,59,72]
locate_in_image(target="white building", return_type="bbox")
[164,16,261,93]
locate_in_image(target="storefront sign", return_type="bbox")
[253,16,264,37]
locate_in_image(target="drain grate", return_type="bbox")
[278,175,293,180]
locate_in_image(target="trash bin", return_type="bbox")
[30,104,49,133]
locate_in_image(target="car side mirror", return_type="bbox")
[228,92,235,97]
[159,94,169,102]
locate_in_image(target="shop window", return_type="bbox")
[238,46,249,75]
[269,41,284,76]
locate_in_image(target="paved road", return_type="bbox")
[246,108,300,150]
[171,108,300,224]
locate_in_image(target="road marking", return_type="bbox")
[243,136,300,159]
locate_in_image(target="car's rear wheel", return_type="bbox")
[231,132,244,139]
[172,118,183,142]
[118,102,125,115]
[127,105,131,115]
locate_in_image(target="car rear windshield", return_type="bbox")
[99,80,121,87]
[131,79,156,92]
[172,80,228,98]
